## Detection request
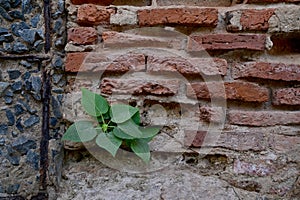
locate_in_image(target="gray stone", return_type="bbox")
[11,22,30,37]
[22,0,32,14]
[8,10,24,20]
[57,94,64,103]
[0,137,5,146]
[22,71,31,80]
[52,74,63,84]
[13,42,29,53]
[50,117,58,127]
[54,18,63,34]
[0,184,3,193]
[6,184,20,194]
[0,81,9,96]
[6,109,15,126]
[11,0,22,8]
[7,69,21,80]
[5,146,20,166]
[20,60,32,68]
[23,115,39,128]
[16,117,24,132]
[19,29,38,44]
[3,42,12,51]
[0,124,8,135]
[11,131,18,137]
[11,81,22,91]
[34,40,44,52]
[52,96,62,119]
[0,27,9,35]
[52,88,64,94]
[26,150,39,170]
[31,14,40,28]
[0,0,11,10]
[14,104,25,116]
[12,136,36,155]
[4,96,13,104]
[0,33,14,43]
[18,99,37,114]
[53,56,63,69]
[0,5,13,21]
[31,75,41,92]
[5,89,13,97]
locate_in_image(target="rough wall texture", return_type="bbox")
[0,0,300,199]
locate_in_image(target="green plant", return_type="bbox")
[62,88,160,163]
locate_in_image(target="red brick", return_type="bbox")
[188,34,266,51]
[226,9,275,32]
[228,111,300,126]
[233,62,300,81]
[156,0,232,6]
[269,134,300,152]
[138,8,218,26]
[71,0,114,5]
[68,27,98,45]
[234,160,276,177]
[101,31,185,49]
[184,130,267,151]
[65,52,88,72]
[241,9,274,31]
[77,4,114,25]
[100,78,180,96]
[273,88,300,105]
[247,0,300,3]
[187,82,269,102]
[65,53,145,73]
[147,56,227,76]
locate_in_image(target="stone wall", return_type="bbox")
[0,0,299,199]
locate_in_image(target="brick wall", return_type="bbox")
[1,0,299,199]
[62,0,300,199]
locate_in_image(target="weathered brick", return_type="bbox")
[188,34,266,51]
[269,134,300,152]
[100,78,180,96]
[156,0,232,6]
[65,52,88,72]
[77,4,114,25]
[65,53,145,73]
[101,31,185,50]
[199,106,225,123]
[187,82,269,102]
[226,9,275,32]
[184,130,267,151]
[234,160,276,177]
[228,111,300,126]
[273,88,300,105]
[68,27,98,45]
[147,56,227,76]
[269,7,300,33]
[71,0,114,5]
[138,8,218,27]
[233,62,300,81]
[247,0,300,3]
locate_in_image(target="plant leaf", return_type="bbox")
[110,104,139,123]
[81,88,109,117]
[130,139,151,163]
[139,126,160,139]
[118,119,143,138]
[62,121,97,142]
[96,132,122,157]
[113,127,135,139]
[131,111,140,125]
